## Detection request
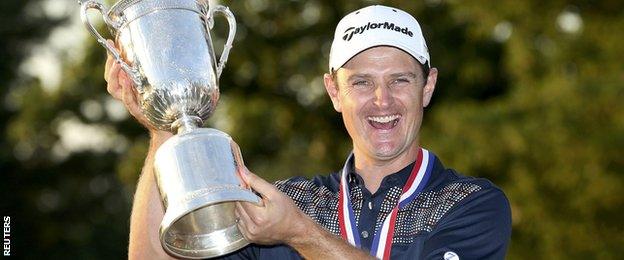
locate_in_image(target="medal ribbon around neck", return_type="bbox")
[338,148,435,260]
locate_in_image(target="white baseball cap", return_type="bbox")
[328,5,430,72]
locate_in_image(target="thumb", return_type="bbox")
[241,167,275,199]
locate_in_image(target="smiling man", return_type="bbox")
[106,4,511,260]
[230,6,511,259]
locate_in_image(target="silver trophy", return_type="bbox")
[80,0,260,258]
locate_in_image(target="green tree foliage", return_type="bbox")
[2,0,622,258]
[1,1,133,258]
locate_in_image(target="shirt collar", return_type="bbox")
[345,155,416,195]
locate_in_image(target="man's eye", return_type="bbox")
[353,80,370,86]
[393,78,411,84]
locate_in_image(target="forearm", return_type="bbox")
[288,216,375,260]
[128,132,174,260]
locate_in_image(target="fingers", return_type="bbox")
[104,53,113,80]
[104,40,115,72]
[240,168,277,200]
[105,40,123,100]
[104,39,140,116]
[106,60,122,100]
[104,39,134,101]
[235,202,254,225]
[101,39,159,131]
[231,141,248,189]
[104,39,115,84]
[121,75,141,118]
[235,202,259,242]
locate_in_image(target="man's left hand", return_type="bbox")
[235,168,310,245]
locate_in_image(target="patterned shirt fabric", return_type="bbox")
[220,152,511,259]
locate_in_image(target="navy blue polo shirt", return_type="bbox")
[220,152,511,259]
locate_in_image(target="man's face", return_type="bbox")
[324,46,437,164]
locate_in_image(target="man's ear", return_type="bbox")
[422,68,438,108]
[323,73,342,112]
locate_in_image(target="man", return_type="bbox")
[105,5,511,260]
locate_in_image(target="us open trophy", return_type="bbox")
[80,0,260,258]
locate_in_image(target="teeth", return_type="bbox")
[367,114,400,123]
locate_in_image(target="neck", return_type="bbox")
[353,145,420,194]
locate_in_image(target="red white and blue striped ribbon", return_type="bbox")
[338,148,435,260]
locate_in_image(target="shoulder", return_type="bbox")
[438,168,510,217]
[425,166,511,225]
[419,168,511,259]
[397,167,510,238]
[424,158,509,211]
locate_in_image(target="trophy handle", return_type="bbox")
[79,0,143,90]
[208,5,237,79]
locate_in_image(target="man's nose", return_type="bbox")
[373,84,393,108]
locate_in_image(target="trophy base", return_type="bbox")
[154,128,261,259]
[161,197,258,259]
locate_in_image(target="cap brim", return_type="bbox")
[331,40,429,72]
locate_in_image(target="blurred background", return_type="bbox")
[1,0,622,258]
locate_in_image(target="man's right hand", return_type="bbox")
[104,40,150,129]
[103,39,172,140]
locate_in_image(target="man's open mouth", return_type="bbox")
[367,114,401,130]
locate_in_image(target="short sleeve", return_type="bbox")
[420,186,512,260]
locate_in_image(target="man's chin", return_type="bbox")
[370,147,402,161]
[368,142,419,161]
